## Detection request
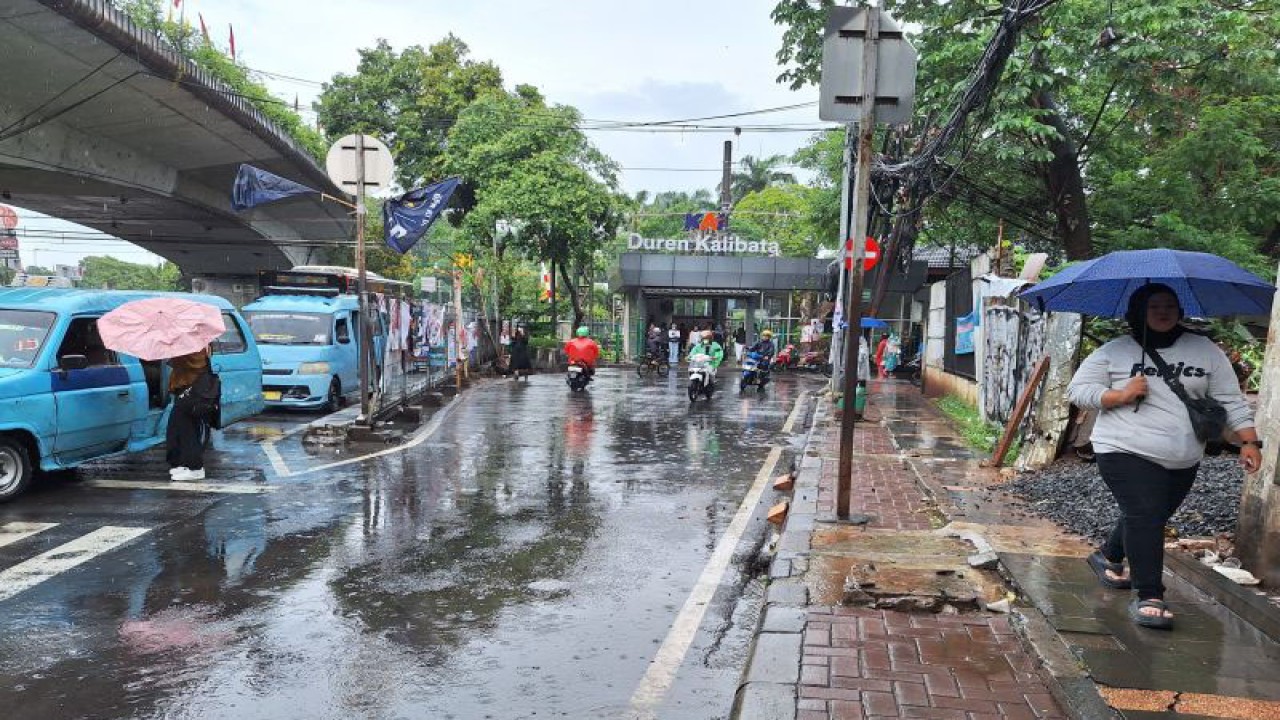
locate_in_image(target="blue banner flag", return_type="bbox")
[382,177,461,254]
[231,164,318,212]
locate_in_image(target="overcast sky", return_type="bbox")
[18,0,828,268]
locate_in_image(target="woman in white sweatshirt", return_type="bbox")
[1067,283,1260,630]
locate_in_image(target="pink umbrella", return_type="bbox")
[98,297,225,360]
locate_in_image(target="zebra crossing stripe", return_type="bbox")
[0,522,57,549]
[0,526,150,603]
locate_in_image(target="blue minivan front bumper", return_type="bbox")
[262,373,330,409]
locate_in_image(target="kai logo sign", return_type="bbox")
[683,212,729,232]
[627,233,781,257]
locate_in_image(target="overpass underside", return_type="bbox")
[0,0,351,285]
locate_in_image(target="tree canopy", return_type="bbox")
[772,0,1280,275]
[316,37,504,188]
[441,90,622,327]
[729,155,798,202]
[78,256,180,291]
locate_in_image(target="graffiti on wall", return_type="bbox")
[981,300,1048,428]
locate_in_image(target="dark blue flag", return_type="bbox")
[231,164,319,212]
[382,177,461,254]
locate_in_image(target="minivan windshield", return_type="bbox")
[244,312,332,345]
[0,309,56,367]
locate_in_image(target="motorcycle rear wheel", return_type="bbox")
[688,379,702,402]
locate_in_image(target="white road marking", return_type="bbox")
[781,392,808,434]
[83,479,275,494]
[0,522,57,548]
[630,444,785,718]
[261,441,293,478]
[0,526,150,603]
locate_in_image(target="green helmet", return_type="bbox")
[576,326,590,337]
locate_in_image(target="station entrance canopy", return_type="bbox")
[612,253,829,294]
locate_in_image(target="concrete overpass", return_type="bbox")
[0,0,351,303]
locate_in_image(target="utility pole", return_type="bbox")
[837,7,880,519]
[720,140,733,213]
[454,267,465,388]
[829,126,856,391]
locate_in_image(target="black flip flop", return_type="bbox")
[1087,551,1131,589]
[1129,598,1174,630]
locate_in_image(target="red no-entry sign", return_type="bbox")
[845,237,881,271]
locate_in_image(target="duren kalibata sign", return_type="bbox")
[627,233,781,257]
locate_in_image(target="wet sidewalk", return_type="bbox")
[735,380,1280,720]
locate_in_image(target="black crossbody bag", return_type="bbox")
[1145,346,1228,443]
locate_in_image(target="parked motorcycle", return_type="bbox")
[891,352,922,385]
[566,361,592,392]
[739,351,771,393]
[774,343,828,374]
[687,354,716,402]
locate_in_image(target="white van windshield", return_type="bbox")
[244,312,332,345]
[0,309,56,367]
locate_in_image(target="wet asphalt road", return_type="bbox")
[0,369,814,720]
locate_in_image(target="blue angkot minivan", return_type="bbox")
[0,288,265,501]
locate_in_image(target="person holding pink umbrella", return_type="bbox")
[98,297,226,481]
[166,349,213,480]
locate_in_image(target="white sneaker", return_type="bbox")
[172,468,205,481]
[169,467,187,478]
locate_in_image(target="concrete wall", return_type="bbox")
[923,367,979,404]
[1237,263,1280,587]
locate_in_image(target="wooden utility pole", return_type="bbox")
[837,7,880,520]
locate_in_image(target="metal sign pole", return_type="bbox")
[355,133,371,424]
[837,7,880,520]
[829,126,855,392]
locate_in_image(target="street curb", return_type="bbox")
[1005,584,1121,720]
[730,393,822,720]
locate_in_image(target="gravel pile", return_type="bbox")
[1003,456,1244,541]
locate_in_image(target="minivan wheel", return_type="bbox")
[0,437,34,502]
[325,379,343,413]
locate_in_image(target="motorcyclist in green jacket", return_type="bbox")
[687,330,725,386]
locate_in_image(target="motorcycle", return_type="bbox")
[687,354,716,402]
[891,352,922,385]
[566,360,592,392]
[776,343,830,375]
[739,351,771,393]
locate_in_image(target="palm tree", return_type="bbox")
[727,154,797,202]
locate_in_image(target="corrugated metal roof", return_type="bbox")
[913,246,984,269]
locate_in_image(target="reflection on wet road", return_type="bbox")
[0,370,812,719]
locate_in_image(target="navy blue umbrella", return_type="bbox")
[860,317,889,329]
[1019,249,1275,317]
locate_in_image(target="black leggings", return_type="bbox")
[166,399,206,471]
[1096,453,1197,601]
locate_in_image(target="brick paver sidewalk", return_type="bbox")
[795,406,1066,719]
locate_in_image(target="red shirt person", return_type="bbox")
[874,333,890,378]
[565,327,601,369]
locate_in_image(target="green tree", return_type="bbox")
[442,91,621,329]
[316,37,504,188]
[729,154,797,202]
[79,256,181,290]
[733,185,819,257]
[771,0,1280,267]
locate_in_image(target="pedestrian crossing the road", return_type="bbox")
[0,524,150,603]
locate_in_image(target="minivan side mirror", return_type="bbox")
[59,354,90,371]
[336,321,351,344]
